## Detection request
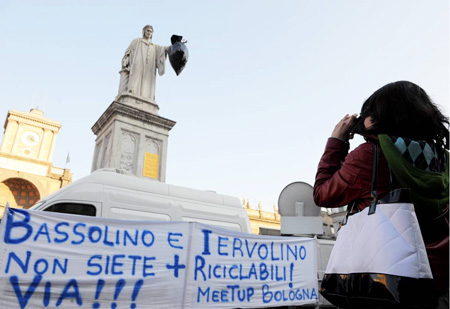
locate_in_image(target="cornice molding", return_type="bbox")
[7,110,61,130]
[91,102,176,134]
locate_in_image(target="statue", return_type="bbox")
[118,25,169,102]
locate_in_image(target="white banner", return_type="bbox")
[0,208,318,308]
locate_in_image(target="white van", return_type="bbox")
[31,169,252,233]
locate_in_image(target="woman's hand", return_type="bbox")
[331,114,357,141]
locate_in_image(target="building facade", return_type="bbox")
[243,198,342,237]
[0,109,72,216]
[243,198,281,235]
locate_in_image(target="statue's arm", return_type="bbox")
[122,49,131,70]
[156,45,168,76]
[121,39,138,71]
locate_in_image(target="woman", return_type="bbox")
[314,81,449,308]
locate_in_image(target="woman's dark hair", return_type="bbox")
[357,81,449,150]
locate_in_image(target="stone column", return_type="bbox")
[47,131,57,161]
[37,128,47,160]
[11,122,22,154]
[0,120,18,152]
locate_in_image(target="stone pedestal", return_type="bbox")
[91,94,176,182]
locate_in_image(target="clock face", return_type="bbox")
[21,131,40,147]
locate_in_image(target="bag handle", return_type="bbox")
[368,142,379,215]
[341,201,354,225]
[342,142,379,225]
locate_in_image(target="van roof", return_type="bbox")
[43,169,243,209]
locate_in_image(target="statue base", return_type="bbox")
[115,93,160,115]
[91,100,176,182]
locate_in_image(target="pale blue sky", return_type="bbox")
[0,0,448,211]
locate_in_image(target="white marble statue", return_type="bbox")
[118,25,169,101]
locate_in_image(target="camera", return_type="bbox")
[350,116,365,135]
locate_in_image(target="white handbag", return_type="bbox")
[320,143,437,308]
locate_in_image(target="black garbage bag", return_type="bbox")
[169,35,189,76]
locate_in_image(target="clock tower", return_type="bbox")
[1,109,59,161]
[0,108,72,215]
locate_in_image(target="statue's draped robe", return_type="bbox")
[121,38,167,101]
